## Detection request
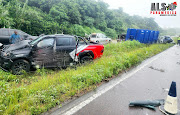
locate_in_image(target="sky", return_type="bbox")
[102,0,180,28]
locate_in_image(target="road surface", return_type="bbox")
[49,45,180,115]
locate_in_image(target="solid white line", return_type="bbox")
[62,56,159,115]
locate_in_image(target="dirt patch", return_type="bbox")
[149,66,165,72]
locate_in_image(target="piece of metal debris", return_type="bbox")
[162,88,169,92]
[129,99,165,110]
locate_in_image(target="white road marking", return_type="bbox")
[62,56,160,115]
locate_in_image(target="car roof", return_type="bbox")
[91,33,105,35]
[92,33,102,34]
[42,34,75,38]
[0,28,30,35]
[0,28,19,31]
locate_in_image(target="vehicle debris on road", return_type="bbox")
[149,66,165,72]
[129,99,165,110]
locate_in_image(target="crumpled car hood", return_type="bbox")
[4,40,31,52]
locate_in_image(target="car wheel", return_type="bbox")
[109,40,111,43]
[11,59,30,75]
[96,41,99,43]
[80,56,93,64]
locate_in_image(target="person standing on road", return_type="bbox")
[9,31,21,44]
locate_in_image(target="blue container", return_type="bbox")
[125,29,131,41]
[153,31,159,43]
[135,29,140,42]
[136,29,145,43]
[125,28,137,41]
[149,31,155,43]
[154,31,158,43]
[125,28,159,44]
[144,30,151,44]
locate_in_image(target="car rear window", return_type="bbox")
[102,34,106,38]
[1,30,9,36]
[9,31,14,35]
[91,35,97,38]
[56,37,71,46]
[18,30,27,36]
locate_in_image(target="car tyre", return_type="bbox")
[80,56,93,64]
[96,41,99,43]
[11,59,30,75]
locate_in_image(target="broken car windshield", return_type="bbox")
[29,36,44,45]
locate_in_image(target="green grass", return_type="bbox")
[172,37,178,44]
[0,41,173,115]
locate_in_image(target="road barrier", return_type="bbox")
[159,81,178,114]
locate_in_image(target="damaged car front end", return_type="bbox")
[0,40,32,74]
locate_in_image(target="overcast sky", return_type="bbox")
[102,0,180,28]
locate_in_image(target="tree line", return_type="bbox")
[0,0,161,38]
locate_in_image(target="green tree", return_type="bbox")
[0,0,13,27]
[0,0,160,38]
[105,28,117,38]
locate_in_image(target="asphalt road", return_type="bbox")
[50,45,180,115]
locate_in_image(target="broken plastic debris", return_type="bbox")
[129,99,165,110]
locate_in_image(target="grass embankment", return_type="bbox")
[172,37,178,44]
[0,41,173,115]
